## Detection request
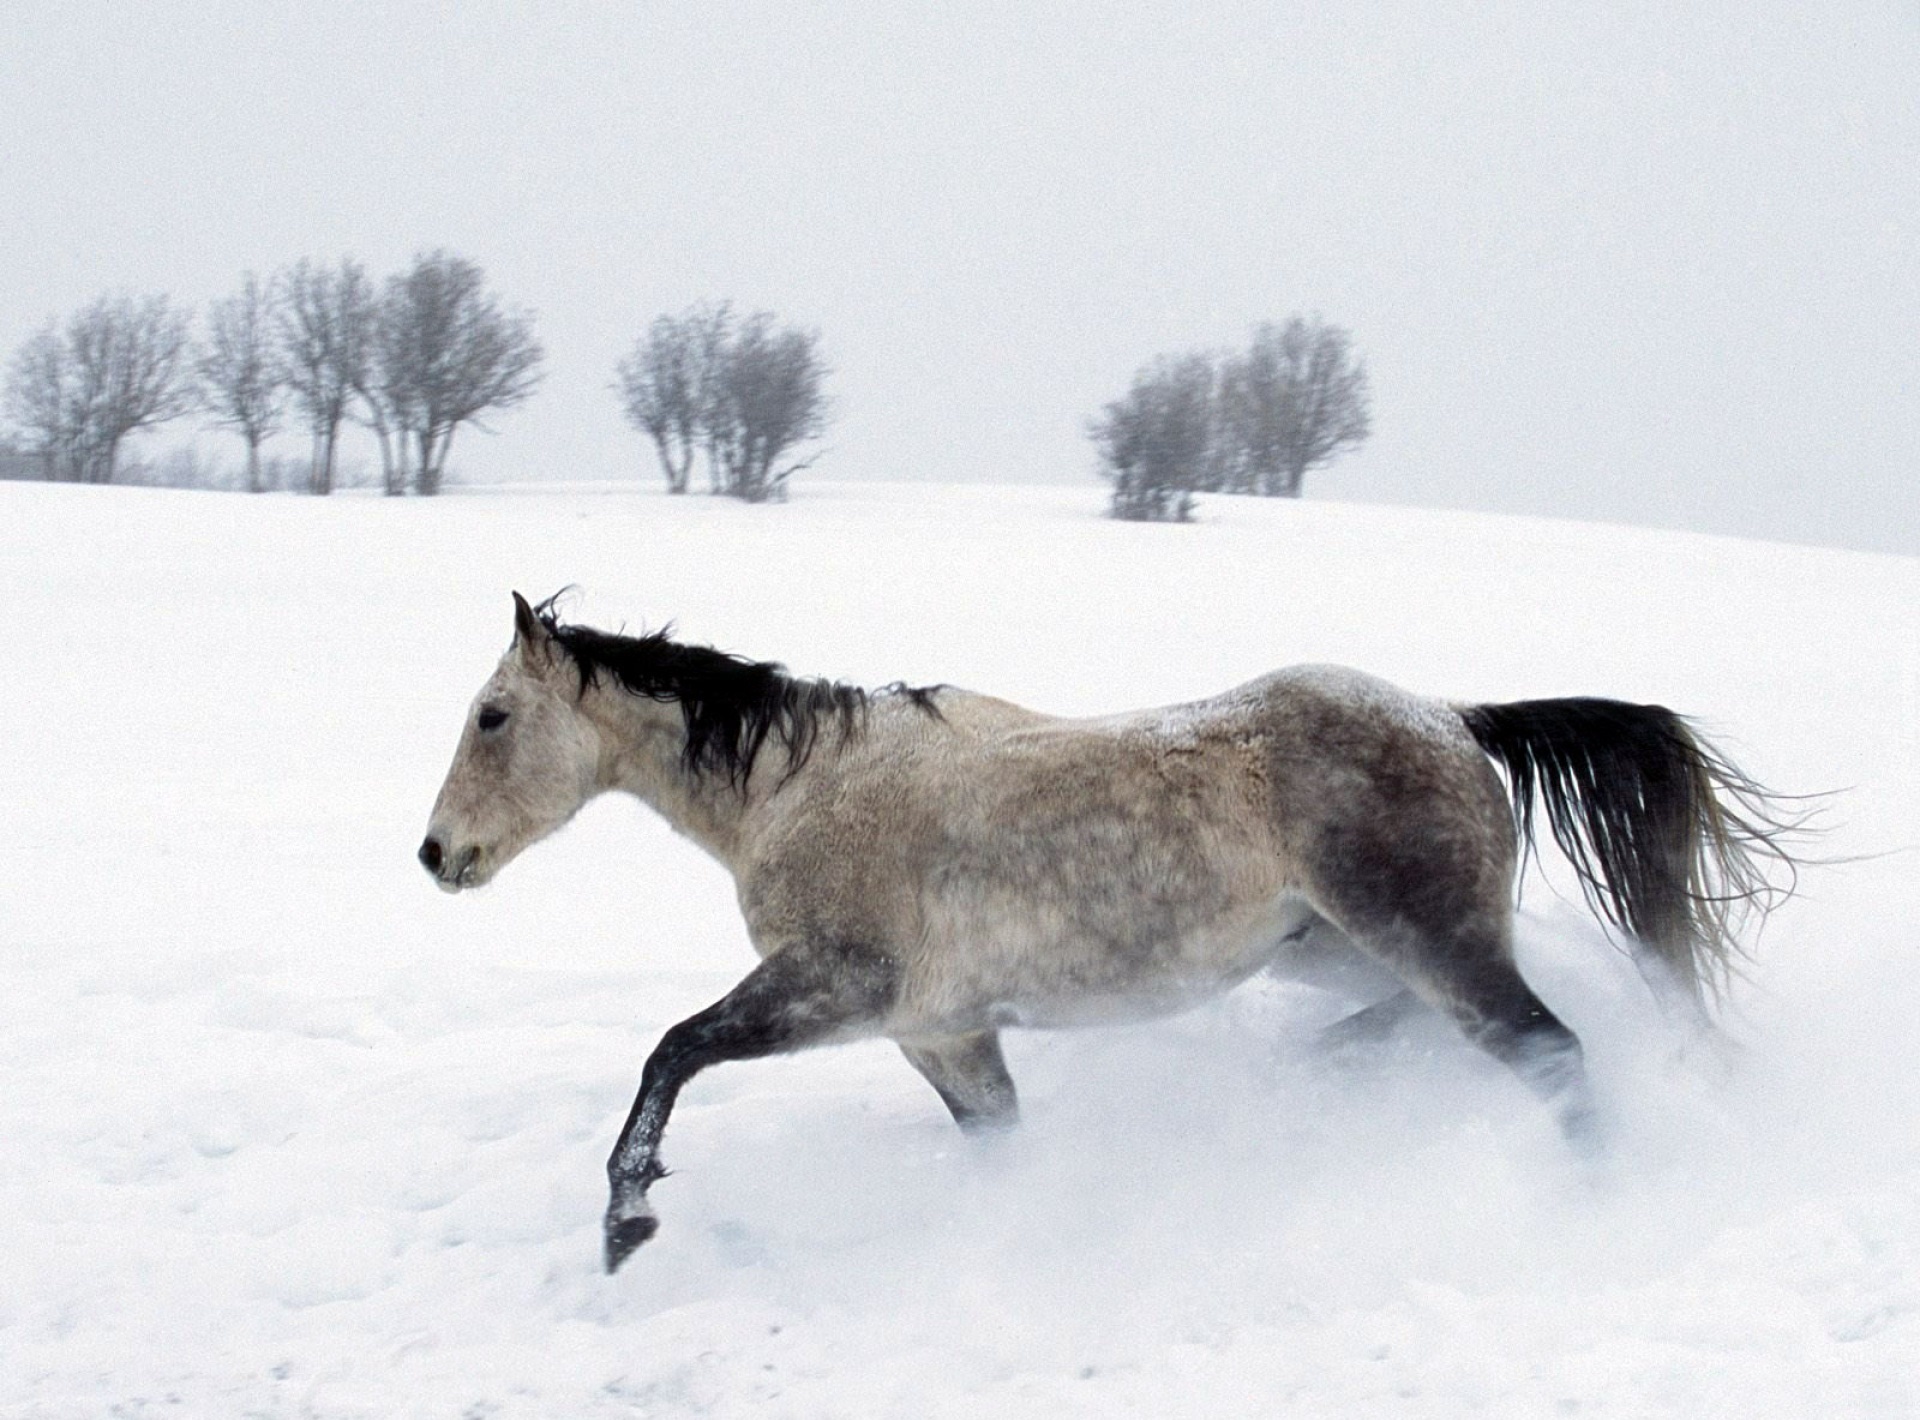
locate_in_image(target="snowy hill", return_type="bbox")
[3,479,1916,1417]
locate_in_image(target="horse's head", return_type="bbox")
[418,592,603,892]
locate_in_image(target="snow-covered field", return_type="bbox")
[3,478,1916,1418]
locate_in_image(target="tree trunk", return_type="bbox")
[433,426,455,493]
[650,434,688,493]
[369,418,403,497]
[311,426,337,496]
[394,426,415,496]
[415,427,446,497]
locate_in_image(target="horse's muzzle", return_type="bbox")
[419,835,483,892]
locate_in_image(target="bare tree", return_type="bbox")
[278,258,375,495]
[1216,317,1370,498]
[379,250,543,495]
[704,312,829,502]
[0,435,30,481]
[3,294,194,484]
[1090,353,1215,522]
[1093,315,1370,517]
[3,328,68,480]
[614,303,825,502]
[197,272,285,493]
[687,303,738,494]
[75,296,196,484]
[615,304,725,494]
[353,293,415,497]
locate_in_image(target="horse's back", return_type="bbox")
[765,665,1508,908]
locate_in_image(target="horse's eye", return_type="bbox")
[478,707,509,732]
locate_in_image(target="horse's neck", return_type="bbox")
[586,689,756,867]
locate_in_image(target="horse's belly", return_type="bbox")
[980,964,1257,1030]
[1260,916,1406,1002]
[914,892,1312,1031]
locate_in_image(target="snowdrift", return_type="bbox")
[3,480,1915,1417]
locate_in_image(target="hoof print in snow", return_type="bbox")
[604,1215,658,1273]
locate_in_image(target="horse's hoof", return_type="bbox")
[604,1214,658,1273]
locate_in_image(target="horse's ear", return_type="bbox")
[511,591,547,653]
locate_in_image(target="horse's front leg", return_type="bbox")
[603,938,898,1273]
[898,1031,1019,1134]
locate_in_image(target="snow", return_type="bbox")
[3,478,1916,1418]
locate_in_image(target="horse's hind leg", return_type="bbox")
[899,1031,1019,1134]
[1431,951,1596,1146]
[1317,987,1426,1055]
[602,938,898,1272]
[1314,886,1594,1143]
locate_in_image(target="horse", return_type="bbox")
[419,593,1805,1273]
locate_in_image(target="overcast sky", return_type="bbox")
[4,2,1916,553]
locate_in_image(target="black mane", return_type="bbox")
[535,601,927,786]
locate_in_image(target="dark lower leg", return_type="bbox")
[1450,976,1596,1146]
[603,939,897,1272]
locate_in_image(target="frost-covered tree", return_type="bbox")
[705,311,829,503]
[1092,315,1371,516]
[352,293,412,498]
[1090,353,1215,523]
[616,303,828,502]
[0,435,34,481]
[278,258,374,495]
[615,304,727,494]
[1214,317,1370,498]
[197,273,285,494]
[2,328,67,480]
[377,250,544,496]
[2,294,194,484]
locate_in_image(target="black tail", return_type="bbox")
[1459,698,1811,1003]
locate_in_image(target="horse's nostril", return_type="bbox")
[419,837,443,874]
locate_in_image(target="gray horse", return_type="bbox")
[420,594,1802,1272]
